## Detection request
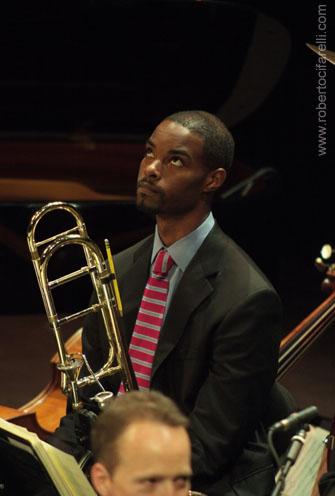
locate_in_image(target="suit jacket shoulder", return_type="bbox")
[191,222,280,312]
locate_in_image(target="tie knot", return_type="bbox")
[152,249,174,277]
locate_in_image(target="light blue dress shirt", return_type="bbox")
[151,212,215,313]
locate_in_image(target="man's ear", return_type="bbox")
[203,168,227,193]
[91,462,113,496]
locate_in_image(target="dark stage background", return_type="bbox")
[0,0,334,437]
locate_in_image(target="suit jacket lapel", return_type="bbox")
[152,263,213,376]
[152,223,225,376]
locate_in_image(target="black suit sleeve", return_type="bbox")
[189,289,282,485]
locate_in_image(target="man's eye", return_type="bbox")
[170,157,183,167]
[144,148,154,158]
[174,476,191,488]
[143,478,159,488]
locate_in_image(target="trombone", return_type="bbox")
[27,201,137,412]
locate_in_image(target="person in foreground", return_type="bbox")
[90,391,192,496]
[53,110,283,495]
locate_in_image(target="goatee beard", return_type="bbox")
[136,198,160,217]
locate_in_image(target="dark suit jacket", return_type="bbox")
[82,222,282,495]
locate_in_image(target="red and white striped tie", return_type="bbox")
[119,248,174,393]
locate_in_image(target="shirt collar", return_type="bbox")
[152,212,215,271]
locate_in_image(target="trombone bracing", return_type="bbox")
[27,201,137,411]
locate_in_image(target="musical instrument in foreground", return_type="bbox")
[27,201,137,413]
[314,243,335,473]
[278,243,335,380]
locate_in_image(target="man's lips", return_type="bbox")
[137,182,161,194]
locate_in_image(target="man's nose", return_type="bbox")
[143,158,162,178]
[160,485,174,496]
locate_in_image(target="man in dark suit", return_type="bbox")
[79,110,282,495]
[49,110,282,494]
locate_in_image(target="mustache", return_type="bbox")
[136,179,163,194]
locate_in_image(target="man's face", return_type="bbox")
[136,119,213,218]
[91,420,192,496]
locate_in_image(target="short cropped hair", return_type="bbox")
[91,391,189,474]
[166,110,235,173]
